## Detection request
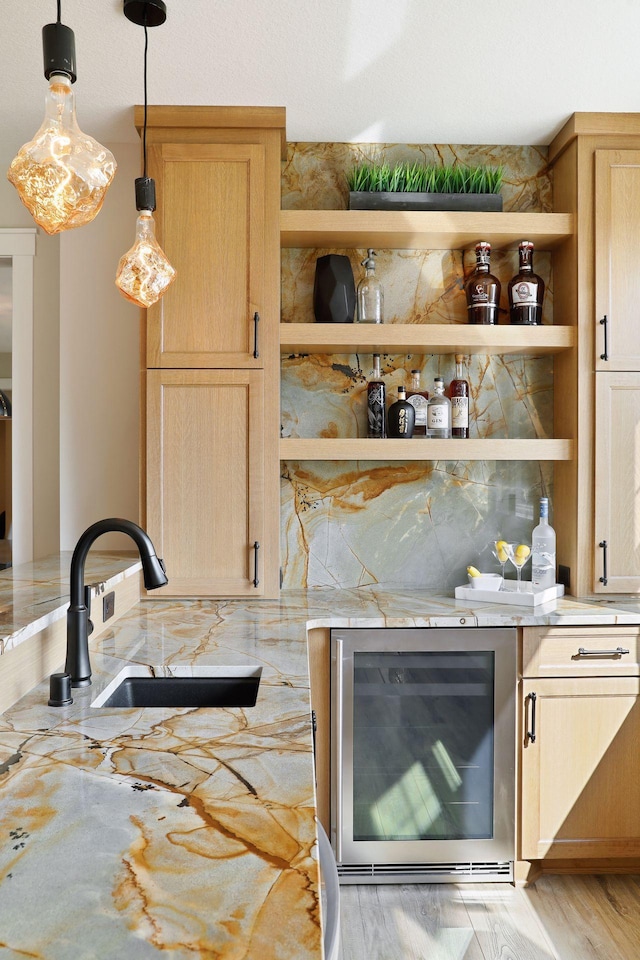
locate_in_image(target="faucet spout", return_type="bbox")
[65,518,168,687]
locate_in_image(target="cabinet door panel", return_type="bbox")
[594,372,640,592]
[146,370,264,597]
[520,677,640,860]
[595,150,640,370]
[147,143,265,367]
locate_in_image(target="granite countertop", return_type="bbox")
[2,557,640,958]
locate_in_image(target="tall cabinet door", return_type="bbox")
[520,677,640,860]
[595,149,640,371]
[146,142,265,369]
[146,370,265,597]
[594,372,640,592]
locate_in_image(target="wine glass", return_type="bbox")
[489,540,510,589]
[505,542,531,592]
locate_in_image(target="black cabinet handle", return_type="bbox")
[599,539,608,586]
[599,315,609,361]
[253,541,260,587]
[526,692,537,744]
[253,311,260,359]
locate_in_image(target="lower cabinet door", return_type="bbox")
[520,677,640,860]
[146,369,266,597]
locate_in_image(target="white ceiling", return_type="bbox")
[4,0,640,151]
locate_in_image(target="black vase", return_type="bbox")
[313,254,356,323]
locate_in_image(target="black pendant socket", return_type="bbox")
[123,0,167,27]
[42,22,77,83]
[135,176,157,212]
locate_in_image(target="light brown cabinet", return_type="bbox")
[139,107,285,598]
[520,625,640,864]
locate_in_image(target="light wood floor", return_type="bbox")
[338,875,640,960]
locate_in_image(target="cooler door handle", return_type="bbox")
[526,691,537,744]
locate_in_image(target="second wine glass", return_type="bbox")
[505,542,531,592]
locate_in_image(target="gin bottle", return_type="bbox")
[367,353,386,438]
[465,241,501,325]
[532,497,556,589]
[508,240,545,325]
[357,249,384,324]
[426,377,451,438]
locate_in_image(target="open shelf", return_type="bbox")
[280,323,575,356]
[280,210,574,250]
[280,438,574,462]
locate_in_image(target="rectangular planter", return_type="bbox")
[349,191,503,212]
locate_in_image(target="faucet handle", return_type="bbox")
[84,585,94,636]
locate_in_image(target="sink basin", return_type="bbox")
[91,666,261,709]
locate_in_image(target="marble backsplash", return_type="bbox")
[280,142,554,591]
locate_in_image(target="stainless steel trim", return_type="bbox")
[577,646,629,657]
[334,636,344,865]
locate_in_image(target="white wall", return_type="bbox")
[59,143,140,551]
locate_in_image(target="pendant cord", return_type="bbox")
[143,19,148,179]
[57,0,61,23]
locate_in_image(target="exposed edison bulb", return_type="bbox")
[115,210,176,308]
[7,74,117,235]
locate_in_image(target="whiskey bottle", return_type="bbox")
[449,354,469,439]
[367,353,386,438]
[406,369,429,436]
[465,241,501,325]
[426,377,451,438]
[357,249,384,324]
[508,240,545,325]
[387,386,415,438]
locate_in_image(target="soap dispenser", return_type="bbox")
[357,249,384,324]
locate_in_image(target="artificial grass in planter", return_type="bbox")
[347,161,504,211]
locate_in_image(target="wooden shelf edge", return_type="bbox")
[280,438,574,462]
[280,323,575,356]
[280,210,574,250]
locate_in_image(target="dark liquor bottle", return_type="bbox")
[508,240,545,325]
[406,369,429,436]
[465,240,501,325]
[449,354,470,439]
[387,386,415,438]
[367,353,386,438]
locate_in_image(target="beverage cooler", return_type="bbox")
[331,627,516,883]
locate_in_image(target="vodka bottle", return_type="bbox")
[464,241,501,325]
[367,354,386,438]
[357,249,384,323]
[532,497,556,589]
[508,240,545,325]
[406,369,429,436]
[426,377,451,438]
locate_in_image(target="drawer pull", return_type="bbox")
[576,646,629,657]
[526,691,537,744]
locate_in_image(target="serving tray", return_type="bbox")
[454,581,565,606]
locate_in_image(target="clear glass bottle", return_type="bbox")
[531,497,556,589]
[367,354,386,439]
[357,249,384,324]
[406,369,429,436]
[508,240,545,325]
[464,241,501,325]
[387,386,415,438]
[427,377,451,438]
[449,354,469,439]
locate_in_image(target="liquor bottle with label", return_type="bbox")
[367,353,386,438]
[387,386,415,438]
[357,249,384,324]
[426,377,451,438]
[406,369,429,436]
[508,240,545,325]
[531,497,556,589]
[464,241,501,325]
[449,354,469,438]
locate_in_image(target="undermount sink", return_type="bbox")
[91,666,262,709]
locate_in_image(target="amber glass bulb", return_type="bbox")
[115,210,176,308]
[7,74,116,235]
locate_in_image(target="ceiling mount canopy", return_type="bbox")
[123,0,167,28]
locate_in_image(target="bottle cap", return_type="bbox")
[398,386,407,397]
[454,354,465,363]
[361,249,377,269]
[434,376,444,383]
[411,369,420,374]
